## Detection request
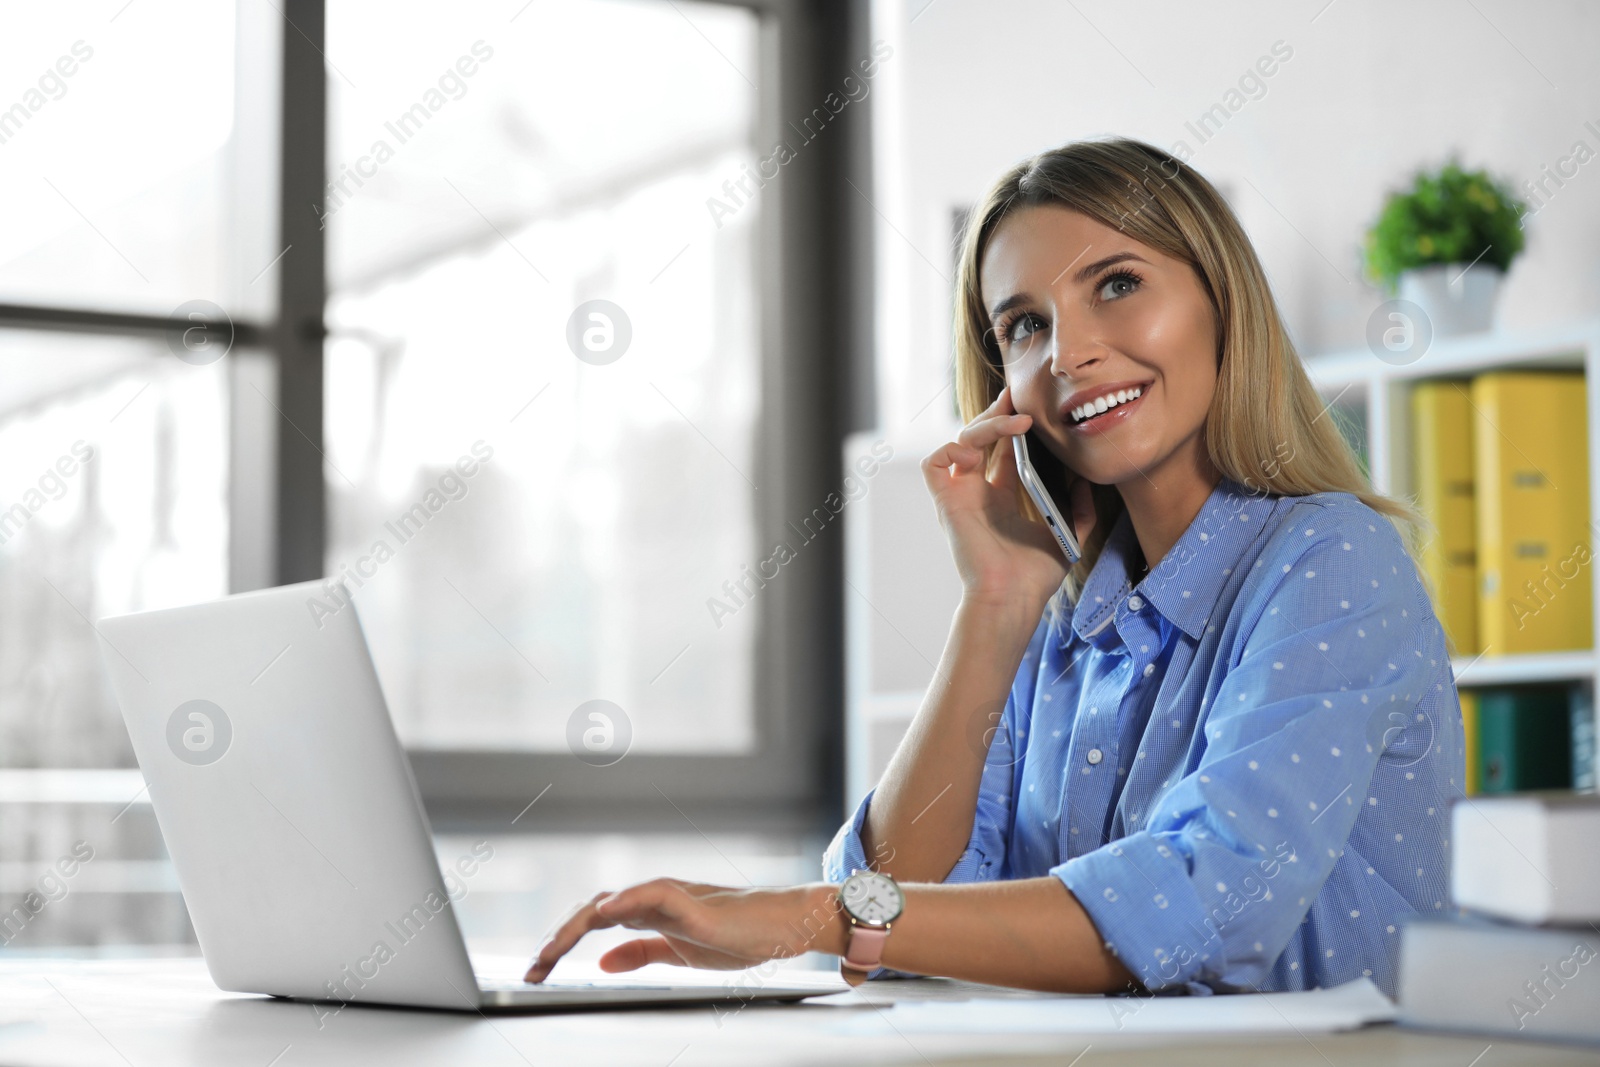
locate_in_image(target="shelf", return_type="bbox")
[1451,649,1597,688]
[1304,318,1598,390]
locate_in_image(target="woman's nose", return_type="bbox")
[1050,329,1106,378]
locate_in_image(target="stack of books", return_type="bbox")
[1398,792,1600,1044]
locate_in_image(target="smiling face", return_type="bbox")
[980,204,1221,489]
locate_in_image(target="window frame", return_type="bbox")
[0,0,874,836]
[410,0,877,835]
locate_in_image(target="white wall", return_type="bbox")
[869,0,1600,431]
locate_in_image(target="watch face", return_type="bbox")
[841,871,904,925]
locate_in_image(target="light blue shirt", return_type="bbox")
[824,475,1464,997]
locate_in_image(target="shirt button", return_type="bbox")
[1087,748,1104,765]
[1127,595,1144,611]
[1143,663,1156,677]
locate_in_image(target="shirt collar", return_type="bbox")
[1070,476,1275,646]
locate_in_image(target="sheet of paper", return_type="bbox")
[814,976,1397,1036]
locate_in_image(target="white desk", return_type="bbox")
[0,958,1592,1066]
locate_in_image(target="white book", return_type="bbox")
[1398,916,1600,1046]
[1451,792,1600,925]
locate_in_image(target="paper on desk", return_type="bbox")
[818,977,1396,1037]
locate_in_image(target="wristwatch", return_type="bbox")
[837,869,904,980]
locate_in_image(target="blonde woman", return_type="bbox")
[527,138,1464,998]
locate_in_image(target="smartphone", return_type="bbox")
[1012,433,1082,565]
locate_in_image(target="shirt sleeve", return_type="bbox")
[820,610,1053,976]
[1054,504,1435,994]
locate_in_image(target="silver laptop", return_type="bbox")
[95,580,844,1012]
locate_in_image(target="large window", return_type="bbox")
[0,0,257,951]
[0,5,239,315]
[325,1,762,754]
[0,0,869,952]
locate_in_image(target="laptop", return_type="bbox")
[95,580,845,1011]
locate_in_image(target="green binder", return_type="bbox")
[1572,683,1596,791]
[1476,685,1573,793]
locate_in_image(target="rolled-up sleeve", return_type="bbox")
[820,788,878,883]
[1055,509,1434,994]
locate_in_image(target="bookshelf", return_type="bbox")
[1302,317,1600,697]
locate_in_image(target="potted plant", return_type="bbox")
[1363,158,1526,337]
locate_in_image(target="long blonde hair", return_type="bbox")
[952,138,1436,635]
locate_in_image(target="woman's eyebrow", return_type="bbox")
[988,293,1032,321]
[1072,251,1149,284]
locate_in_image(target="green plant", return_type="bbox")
[1363,158,1526,294]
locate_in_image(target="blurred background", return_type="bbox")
[1,0,1597,964]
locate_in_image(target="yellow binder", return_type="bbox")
[1411,382,1478,655]
[1459,687,1479,796]
[1471,372,1591,655]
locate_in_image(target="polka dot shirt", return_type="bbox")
[824,475,1464,997]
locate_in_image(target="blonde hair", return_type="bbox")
[951,138,1441,644]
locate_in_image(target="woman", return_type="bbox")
[525,138,1464,998]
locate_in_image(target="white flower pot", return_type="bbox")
[1397,262,1504,338]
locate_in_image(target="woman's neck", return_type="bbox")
[1118,438,1223,583]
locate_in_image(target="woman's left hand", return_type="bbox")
[523,879,844,983]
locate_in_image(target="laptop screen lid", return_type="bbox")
[96,580,481,1010]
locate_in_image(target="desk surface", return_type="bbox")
[0,958,1591,1066]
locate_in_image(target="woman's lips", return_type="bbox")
[1067,384,1148,435]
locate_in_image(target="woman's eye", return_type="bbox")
[1098,271,1142,302]
[1006,313,1044,344]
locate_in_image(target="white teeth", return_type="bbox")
[1073,385,1143,423]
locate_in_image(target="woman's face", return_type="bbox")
[979,204,1220,488]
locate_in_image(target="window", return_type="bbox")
[0,4,239,315]
[0,0,258,952]
[325,0,763,754]
[324,0,872,830]
[0,0,868,951]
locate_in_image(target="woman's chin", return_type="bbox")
[1082,437,1174,483]
[1070,457,1151,488]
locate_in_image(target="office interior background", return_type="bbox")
[2,0,1598,969]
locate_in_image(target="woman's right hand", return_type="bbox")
[921,386,1095,616]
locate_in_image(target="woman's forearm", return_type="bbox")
[860,596,1048,883]
[812,877,1135,993]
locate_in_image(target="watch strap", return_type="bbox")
[841,924,890,972]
